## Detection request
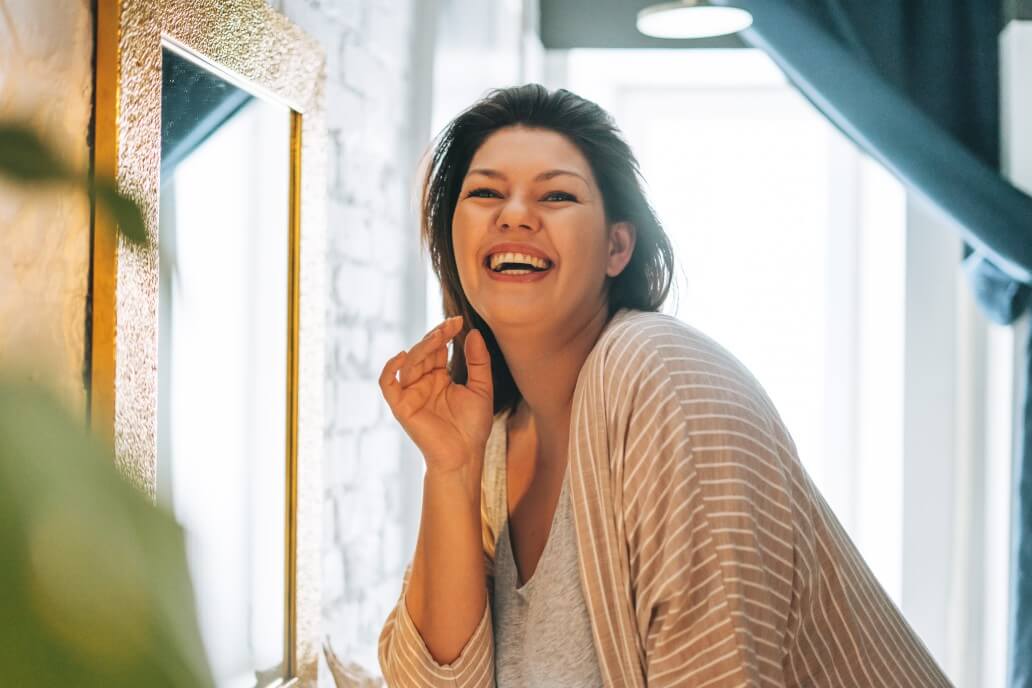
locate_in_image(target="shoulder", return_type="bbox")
[593,309,768,397]
[597,308,738,364]
[583,309,784,445]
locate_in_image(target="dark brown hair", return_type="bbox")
[420,83,675,416]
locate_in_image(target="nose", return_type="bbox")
[496,194,538,232]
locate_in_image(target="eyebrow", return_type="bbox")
[465,168,589,184]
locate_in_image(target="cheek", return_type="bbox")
[563,212,611,275]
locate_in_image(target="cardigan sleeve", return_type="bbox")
[612,324,795,687]
[377,560,495,687]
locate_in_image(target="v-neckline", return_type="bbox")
[503,413,569,592]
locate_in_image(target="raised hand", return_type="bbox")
[378,315,494,478]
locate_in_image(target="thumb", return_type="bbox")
[463,328,493,399]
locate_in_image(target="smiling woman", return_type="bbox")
[375,84,952,687]
[456,130,632,322]
[422,86,675,420]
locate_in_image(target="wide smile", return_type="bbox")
[482,254,555,283]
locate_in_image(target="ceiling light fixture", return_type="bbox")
[636,0,753,39]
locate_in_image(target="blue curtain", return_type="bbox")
[710,1,1032,684]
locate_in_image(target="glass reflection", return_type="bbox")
[157,45,291,688]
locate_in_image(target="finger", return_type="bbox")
[399,344,450,388]
[463,328,493,399]
[401,318,455,373]
[398,335,446,387]
[434,340,449,370]
[399,316,462,386]
[413,347,450,393]
[378,350,408,411]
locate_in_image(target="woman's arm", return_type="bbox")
[406,467,488,661]
[588,316,787,686]
[377,466,494,686]
[607,317,951,687]
[375,317,497,686]
[620,365,776,687]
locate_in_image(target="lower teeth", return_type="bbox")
[500,269,532,275]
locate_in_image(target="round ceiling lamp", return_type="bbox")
[636,0,754,39]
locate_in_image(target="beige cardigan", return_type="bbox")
[378,308,952,687]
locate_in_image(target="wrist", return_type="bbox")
[424,462,481,506]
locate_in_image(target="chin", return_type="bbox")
[479,302,553,328]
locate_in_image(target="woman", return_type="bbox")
[376,84,951,687]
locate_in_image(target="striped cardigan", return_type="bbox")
[378,308,953,687]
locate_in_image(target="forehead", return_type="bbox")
[468,126,595,182]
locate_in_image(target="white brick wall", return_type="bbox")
[271,0,434,680]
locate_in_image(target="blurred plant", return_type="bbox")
[0,123,146,245]
[0,377,214,687]
[0,122,213,686]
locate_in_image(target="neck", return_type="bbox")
[493,301,612,457]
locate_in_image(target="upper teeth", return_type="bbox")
[489,252,551,270]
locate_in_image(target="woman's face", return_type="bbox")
[451,125,634,333]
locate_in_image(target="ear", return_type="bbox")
[605,221,636,278]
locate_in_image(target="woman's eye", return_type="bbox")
[466,188,500,198]
[543,191,577,202]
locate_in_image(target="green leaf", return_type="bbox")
[0,124,78,184]
[95,181,149,247]
[0,122,149,246]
